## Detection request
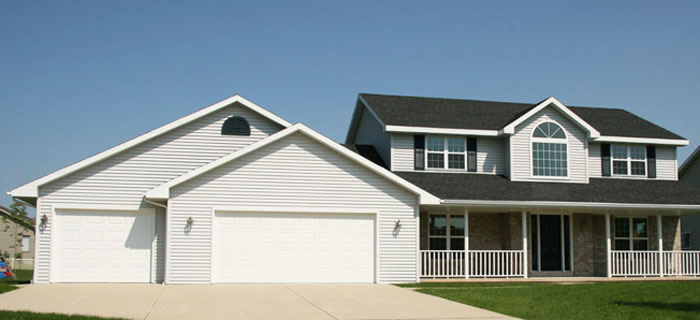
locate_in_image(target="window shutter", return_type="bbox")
[601,144,611,177]
[414,135,425,170]
[467,137,477,172]
[647,145,656,178]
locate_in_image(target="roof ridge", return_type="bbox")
[359,93,534,107]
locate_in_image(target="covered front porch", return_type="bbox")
[418,205,700,280]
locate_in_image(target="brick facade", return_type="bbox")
[419,212,683,277]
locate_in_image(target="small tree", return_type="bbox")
[1,201,29,258]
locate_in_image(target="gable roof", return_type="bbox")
[145,123,441,205]
[359,93,686,141]
[679,144,700,177]
[0,206,35,231]
[500,97,600,138]
[9,95,292,198]
[396,172,700,210]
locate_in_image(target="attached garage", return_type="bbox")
[52,210,154,283]
[213,212,375,283]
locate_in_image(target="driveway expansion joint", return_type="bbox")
[143,285,166,320]
[283,284,340,320]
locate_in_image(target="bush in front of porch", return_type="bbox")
[398,281,700,320]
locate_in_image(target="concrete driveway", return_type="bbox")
[0,284,515,320]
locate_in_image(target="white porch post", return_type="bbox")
[605,213,612,278]
[658,214,664,277]
[464,208,469,279]
[522,211,528,278]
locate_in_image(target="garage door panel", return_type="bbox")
[54,210,153,283]
[214,212,374,283]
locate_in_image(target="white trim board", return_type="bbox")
[10,95,292,198]
[594,136,689,146]
[146,123,441,205]
[385,125,499,136]
[441,199,700,212]
[500,97,601,139]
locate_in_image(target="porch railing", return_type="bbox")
[610,251,700,277]
[420,250,525,278]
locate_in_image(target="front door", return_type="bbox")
[531,214,572,272]
[539,215,562,271]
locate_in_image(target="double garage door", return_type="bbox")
[213,212,375,283]
[52,210,374,283]
[53,210,154,283]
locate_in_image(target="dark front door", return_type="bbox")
[539,215,562,271]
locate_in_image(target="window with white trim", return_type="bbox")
[614,217,648,250]
[531,122,568,177]
[21,235,30,252]
[426,136,466,169]
[612,145,646,176]
[428,214,465,250]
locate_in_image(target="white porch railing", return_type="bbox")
[420,250,525,278]
[610,251,700,277]
[5,258,34,270]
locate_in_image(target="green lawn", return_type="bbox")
[1,270,123,320]
[399,281,700,320]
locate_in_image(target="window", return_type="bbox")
[21,235,30,252]
[614,217,648,250]
[426,136,467,170]
[531,122,567,177]
[428,214,465,250]
[682,232,691,249]
[612,145,646,176]
[221,116,251,136]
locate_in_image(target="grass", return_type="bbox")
[0,269,33,294]
[398,281,700,320]
[1,270,123,319]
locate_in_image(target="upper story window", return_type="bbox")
[531,122,568,177]
[612,145,646,176]
[221,116,251,136]
[426,136,466,169]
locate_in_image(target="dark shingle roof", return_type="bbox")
[360,93,684,140]
[343,144,387,169]
[396,172,700,205]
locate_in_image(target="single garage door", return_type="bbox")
[214,212,375,283]
[53,210,154,283]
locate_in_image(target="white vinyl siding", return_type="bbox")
[353,106,391,168]
[169,133,418,284]
[391,134,505,174]
[588,143,677,180]
[510,106,588,183]
[33,103,284,283]
[391,134,414,171]
[478,137,505,175]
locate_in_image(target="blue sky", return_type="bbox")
[2,1,699,214]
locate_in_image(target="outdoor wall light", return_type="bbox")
[40,214,49,226]
[186,216,194,229]
[394,219,401,230]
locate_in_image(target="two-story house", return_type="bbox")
[9,94,700,284]
[346,93,700,278]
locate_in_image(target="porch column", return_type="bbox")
[464,208,469,279]
[658,214,664,277]
[605,213,611,278]
[522,211,528,279]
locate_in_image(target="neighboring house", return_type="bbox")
[679,146,700,250]
[9,94,700,284]
[0,206,34,259]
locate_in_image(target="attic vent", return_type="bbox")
[221,116,251,136]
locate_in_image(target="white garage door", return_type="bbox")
[214,212,375,283]
[53,210,154,283]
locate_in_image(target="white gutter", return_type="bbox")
[143,197,167,209]
[440,199,700,212]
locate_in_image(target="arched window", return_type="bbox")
[531,122,567,177]
[221,116,250,136]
